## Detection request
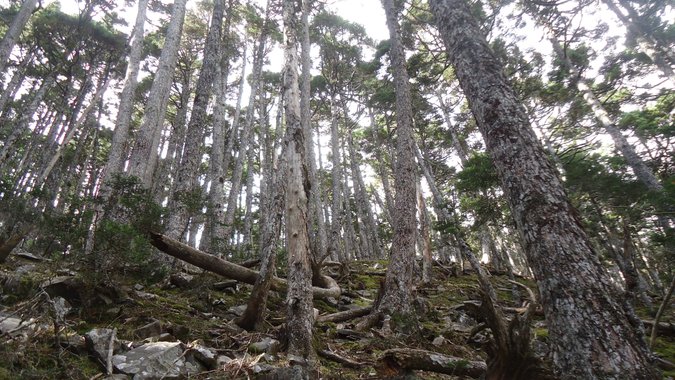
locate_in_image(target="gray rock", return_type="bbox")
[134,290,158,301]
[191,344,218,369]
[169,273,195,289]
[133,284,144,291]
[432,335,446,346]
[213,280,237,291]
[227,304,247,317]
[248,337,280,354]
[15,264,36,275]
[0,316,36,337]
[216,355,233,366]
[60,333,86,353]
[133,320,162,340]
[52,297,72,322]
[85,328,121,361]
[112,341,204,379]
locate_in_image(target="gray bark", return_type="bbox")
[378,0,418,316]
[417,182,432,284]
[127,0,187,188]
[282,0,316,367]
[0,0,38,75]
[166,0,225,241]
[100,0,149,188]
[430,0,659,378]
[223,25,268,242]
[301,0,329,267]
[329,95,345,262]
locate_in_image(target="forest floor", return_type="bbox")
[0,249,673,379]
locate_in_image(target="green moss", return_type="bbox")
[534,328,549,339]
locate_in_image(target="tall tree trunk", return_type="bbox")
[301,0,329,269]
[166,0,225,241]
[0,0,38,75]
[223,20,269,242]
[0,50,32,116]
[36,74,110,187]
[430,1,658,378]
[127,0,187,188]
[237,136,287,331]
[329,95,345,262]
[281,0,316,370]
[99,0,149,189]
[347,130,383,259]
[378,0,418,317]
[205,40,244,254]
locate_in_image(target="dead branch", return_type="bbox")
[318,349,364,368]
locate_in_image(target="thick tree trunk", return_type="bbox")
[378,0,418,317]
[127,0,187,188]
[0,0,38,75]
[205,41,243,254]
[281,0,316,370]
[430,1,659,378]
[166,0,225,241]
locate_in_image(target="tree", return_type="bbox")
[429,0,658,378]
[281,0,316,372]
[127,0,188,188]
[377,0,417,319]
[0,0,39,75]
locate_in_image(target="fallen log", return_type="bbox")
[378,348,486,378]
[149,232,340,299]
[316,306,372,324]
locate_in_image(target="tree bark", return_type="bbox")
[166,0,225,241]
[281,0,316,369]
[430,0,659,378]
[127,0,187,188]
[378,0,418,317]
[0,0,38,75]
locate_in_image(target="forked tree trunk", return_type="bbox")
[430,0,659,378]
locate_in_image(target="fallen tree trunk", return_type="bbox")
[149,232,340,299]
[378,348,486,378]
